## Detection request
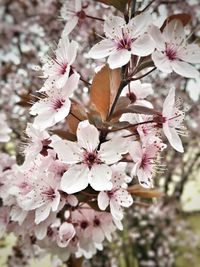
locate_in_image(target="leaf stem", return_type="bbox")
[86,14,104,22]
[128,67,157,82]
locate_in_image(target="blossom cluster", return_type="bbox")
[1,0,200,263]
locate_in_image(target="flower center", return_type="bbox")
[83,151,100,168]
[126,92,137,103]
[60,63,68,75]
[80,220,89,229]
[76,10,86,20]
[153,115,166,127]
[51,98,65,111]
[42,187,56,200]
[165,43,177,61]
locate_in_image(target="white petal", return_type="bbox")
[77,120,99,152]
[110,199,123,221]
[152,51,172,73]
[108,49,131,69]
[163,20,185,45]
[132,34,155,56]
[67,40,79,65]
[89,164,113,191]
[55,68,70,88]
[52,140,83,164]
[128,141,142,163]
[148,24,165,51]
[63,72,80,96]
[54,99,71,123]
[162,88,175,118]
[62,17,79,36]
[171,60,199,79]
[61,165,89,194]
[163,125,184,153]
[116,188,133,207]
[99,137,127,164]
[88,39,115,59]
[178,44,200,64]
[98,191,110,210]
[35,204,51,224]
[104,15,125,39]
[32,111,55,130]
[130,13,152,37]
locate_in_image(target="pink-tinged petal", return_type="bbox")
[137,168,153,188]
[115,189,133,207]
[135,99,153,108]
[55,68,70,88]
[62,16,79,36]
[108,49,131,69]
[163,19,185,45]
[56,38,69,62]
[171,60,200,79]
[178,44,200,64]
[77,120,99,152]
[35,204,51,224]
[61,165,89,194]
[128,141,143,163]
[89,164,113,191]
[63,72,80,96]
[54,99,71,123]
[152,51,173,73]
[132,33,155,56]
[92,227,105,243]
[148,24,165,51]
[162,88,175,118]
[163,125,184,153]
[130,13,152,37]
[57,222,75,248]
[104,15,125,39]
[75,0,82,12]
[98,191,110,210]
[35,223,48,240]
[113,217,123,230]
[52,140,83,164]
[33,111,56,130]
[99,137,127,165]
[51,192,61,212]
[110,199,123,221]
[88,39,115,59]
[67,40,79,65]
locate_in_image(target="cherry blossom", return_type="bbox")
[129,138,166,188]
[122,80,153,107]
[160,87,185,153]
[150,19,200,79]
[53,120,128,193]
[30,73,80,130]
[98,164,133,221]
[57,222,76,248]
[0,113,12,142]
[88,13,155,69]
[61,0,88,36]
[17,171,61,224]
[42,38,79,90]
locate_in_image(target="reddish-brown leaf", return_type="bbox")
[67,103,87,134]
[90,65,121,121]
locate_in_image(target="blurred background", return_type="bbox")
[0,0,200,266]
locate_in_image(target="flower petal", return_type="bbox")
[148,24,165,51]
[132,34,155,56]
[130,13,152,37]
[108,49,131,69]
[171,60,199,79]
[178,44,200,64]
[152,51,172,73]
[98,191,110,210]
[52,140,83,164]
[89,164,113,191]
[61,165,89,194]
[88,39,115,59]
[162,87,175,118]
[99,137,127,164]
[77,120,99,152]
[163,125,184,153]
[104,15,125,39]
